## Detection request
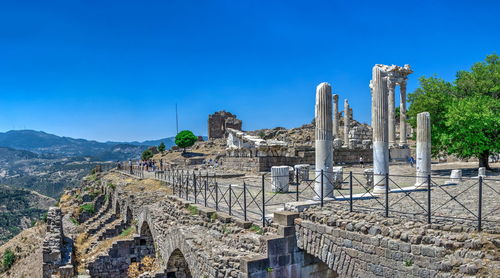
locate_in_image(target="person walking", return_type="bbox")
[359,156,364,168]
[409,156,415,167]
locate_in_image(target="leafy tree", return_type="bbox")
[408,54,500,168]
[175,130,197,153]
[141,149,153,160]
[158,142,166,153]
[2,248,15,271]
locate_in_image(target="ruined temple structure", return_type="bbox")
[208,111,243,139]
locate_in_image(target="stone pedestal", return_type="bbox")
[271,166,290,193]
[332,167,343,189]
[294,164,310,182]
[415,112,431,188]
[478,167,486,178]
[364,168,374,189]
[314,82,334,199]
[445,169,462,184]
[333,138,343,149]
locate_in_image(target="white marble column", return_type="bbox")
[399,80,408,146]
[387,79,396,147]
[315,82,334,199]
[271,166,290,192]
[343,99,350,147]
[371,65,389,194]
[332,94,339,139]
[415,112,431,188]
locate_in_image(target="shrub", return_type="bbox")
[187,205,198,215]
[158,142,166,153]
[70,217,79,225]
[141,149,153,160]
[2,249,15,271]
[120,226,135,237]
[79,204,95,214]
[249,224,263,235]
[107,182,116,190]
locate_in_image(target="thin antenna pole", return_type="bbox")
[176,103,179,134]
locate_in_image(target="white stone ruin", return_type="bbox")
[271,166,290,193]
[445,169,462,185]
[314,82,334,199]
[364,168,374,189]
[415,112,431,188]
[294,164,310,182]
[478,167,486,178]
[332,166,344,189]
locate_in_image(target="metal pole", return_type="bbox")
[296,170,299,202]
[478,176,483,231]
[349,171,353,212]
[243,182,247,221]
[204,180,208,207]
[320,170,324,207]
[262,174,266,227]
[215,182,219,211]
[194,173,197,204]
[385,173,389,217]
[427,174,431,224]
[229,184,232,216]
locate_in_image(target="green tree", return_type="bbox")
[2,248,15,272]
[158,142,166,153]
[141,149,153,160]
[408,54,500,168]
[175,130,197,153]
[443,96,500,169]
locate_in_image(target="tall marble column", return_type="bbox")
[387,78,396,147]
[343,99,350,146]
[399,80,408,146]
[332,94,339,138]
[415,112,431,188]
[315,82,334,199]
[371,65,389,194]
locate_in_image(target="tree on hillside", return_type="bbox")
[175,130,197,154]
[141,149,153,161]
[408,54,500,169]
[158,142,166,153]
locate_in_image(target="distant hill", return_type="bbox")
[0,130,182,160]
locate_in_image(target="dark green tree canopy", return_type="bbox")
[407,54,500,168]
[141,149,153,161]
[158,142,166,152]
[175,130,197,151]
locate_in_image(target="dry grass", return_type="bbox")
[128,256,160,278]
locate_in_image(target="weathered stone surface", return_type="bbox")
[271,166,289,193]
[415,112,431,188]
[208,111,242,139]
[315,82,334,199]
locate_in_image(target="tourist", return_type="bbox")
[359,156,364,168]
[409,156,415,167]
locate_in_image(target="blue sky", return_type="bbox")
[0,0,498,142]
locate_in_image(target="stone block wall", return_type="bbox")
[42,207,74,278]
[208,111,242,139]
[333,149,372,164]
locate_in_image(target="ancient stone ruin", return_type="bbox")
[208,111,242,139]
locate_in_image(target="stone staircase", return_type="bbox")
[86,211,117,235]
[85,195,112,226]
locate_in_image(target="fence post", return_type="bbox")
[204,180,208,207]
[194,172,197,204]
[349,171,353,212]
[385,173,389,217]
[427,174,431,224]
[229,184,232,216]
[262,174,266,227]
[243,182,247,221]
[215,182,219,211]
[320,170,324,207]
[296,170,300,202]
[478,176,483,232]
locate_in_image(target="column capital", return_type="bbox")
[387,78,397,89]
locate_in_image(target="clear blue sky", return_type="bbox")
[0,0,498,142]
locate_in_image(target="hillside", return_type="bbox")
[0,185,55,245]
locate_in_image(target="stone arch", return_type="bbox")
[138,220,155,251]
[166,249,193,278]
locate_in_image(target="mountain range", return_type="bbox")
[0,130,177,160]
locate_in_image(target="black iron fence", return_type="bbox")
[117,166,499,231]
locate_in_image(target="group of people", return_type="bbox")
[126,159,165,172]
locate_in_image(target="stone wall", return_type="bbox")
[42,207,73,278]
[333,149,372,164]
[208,111,243,139]
[293,204,498,277]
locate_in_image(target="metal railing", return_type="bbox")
[117,165,499,231]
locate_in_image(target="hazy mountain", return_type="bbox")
[0,130,179,160]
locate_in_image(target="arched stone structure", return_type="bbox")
[166,249,193,278]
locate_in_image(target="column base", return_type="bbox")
[372,185,388,195]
